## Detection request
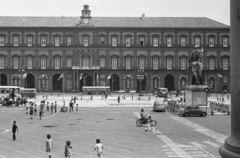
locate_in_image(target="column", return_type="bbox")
[21,31,25,46]
[189,32,192,46]
[35,31,38,46]
[219,1,240,157]
[8,31,11,46]
[120,50,123,68]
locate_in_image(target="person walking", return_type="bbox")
[117,96,120,104]
[39,104,44,120]
[50,103,54,114]
[64,140,72,158]
[12,121,19,140]
[46,134,53,158]
[63,101,66,113]
[76,104,78,112]
[54,101,57,113]
[94,139,104,158]
[29,105,34,119]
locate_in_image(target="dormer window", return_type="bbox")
[13,37,19,46]
[223,38,228,47]
[140,38,144,47]
[55,37,60,46]
[126,38,131,47]
[41,37,47,46]
[67,37,72,46]
[100,37,105,45]
[0,37,5,46]
[112,37,117,47]
[27,37,33,46]
[167,38,172,47]
[83,36,89,46]
[153,38,158,47]
[209,38,214,47]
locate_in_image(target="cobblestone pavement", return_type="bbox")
[0,95,230,158]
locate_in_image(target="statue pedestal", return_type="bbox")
[184,85,209,109]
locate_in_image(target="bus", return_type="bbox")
[0,86,21,98]
[20,88,37,98]
[157,87,168,97]
[82,86,110,95]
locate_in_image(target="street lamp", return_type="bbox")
[137,69,144,95]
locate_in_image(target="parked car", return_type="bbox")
[153,101,166,112]
[117,89,126,93]
[129,90,136,93]
[178,105,207,117]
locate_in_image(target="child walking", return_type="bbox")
[46,134,53,158]
[64,140,72,158]
[12,121,18,140]
[94,139,104,158]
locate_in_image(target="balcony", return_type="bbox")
[72,66,100,70]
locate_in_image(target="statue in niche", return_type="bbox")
[154,79,158,89]
[126,79,130,88]
[182,79,186,88]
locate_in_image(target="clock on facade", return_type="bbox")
[83,19,89,24]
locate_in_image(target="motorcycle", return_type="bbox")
[136,117,157,126]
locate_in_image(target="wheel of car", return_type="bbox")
[184,113,189,117]
[201,112,206,117]
[136,119,143,126]
[151,120,157,126]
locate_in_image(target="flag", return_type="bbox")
[79,73,83,80]
[41,74,45,79]
[22,73,27,79]
[217,73,223,78]
[58,73,64,80]
[108,74,111,79]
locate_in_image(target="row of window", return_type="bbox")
[0,57,229,70]
[0,35,229,47]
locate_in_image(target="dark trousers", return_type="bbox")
[13,132,16,140]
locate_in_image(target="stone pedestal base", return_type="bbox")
[219,145,240,158]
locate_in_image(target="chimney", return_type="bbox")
[141,13,145,19]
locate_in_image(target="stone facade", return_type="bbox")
[0,5,230,93]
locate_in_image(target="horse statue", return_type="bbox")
[187,46,203,85]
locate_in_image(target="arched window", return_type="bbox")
[83,57,89,67]
[27,57,33,69]
[209,58,215,70]
[139,57,145,69]
[180,58,186,69]
[41,57,46,69]
[126,57,131,69]
[67,58,72,67]
[112,58,117,69]
[55,57,60,69]
[153,58,158,69]
[153,77,158,89]
[166,58,172,69]
[100,58,105,67]
[223,58,228,70]
[13,57,19,69]
[0,57,5,68]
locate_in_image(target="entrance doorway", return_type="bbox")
[26,74,35,88]
[0,74,7,85]
[165,74,174,91]
[109,74,119,92]
[52,74,62,92]
[137,75,146,92]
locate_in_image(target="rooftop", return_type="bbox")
[0,16,229,28]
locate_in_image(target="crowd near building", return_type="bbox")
[0,5,230,93]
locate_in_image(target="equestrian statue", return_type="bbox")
[187,46,203,85]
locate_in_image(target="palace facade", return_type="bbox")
[0,5,230,93]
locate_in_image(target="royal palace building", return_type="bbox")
[0,5,230,93]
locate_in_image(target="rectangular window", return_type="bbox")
[41,37,46,46]
[27,58,32,69]
[67,37,72,46]
[41,58,46,69]
[223,38,228,47]
[180,58,186,69]
[140,38,144,47]
[0,57,5,68]
[55,37,60,46]
[153,38,158,47]
[126,38,131,47]
[83,37,88,46]
[195,38,200,47]
[67,58,72,67]
[55,58,60,69]
[223,59,228,70]
[27,37,32,46]
[181,38,186,47]
[139,58,145,69]
[100,37,105,45]
[153,58,158,69]
[112,38,117,46]
[167,59,172,69]
[0,37,5,46]
[209,59,215,70]
[209,38,214,47]
[126,58,131,69]
[100,58,105,67]
[112,58,117,69]
[13,57,19,69]
[167,38,172,47]
[14,37,19,46]
[83,58,89,67]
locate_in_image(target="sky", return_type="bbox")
[0,0,230,25]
